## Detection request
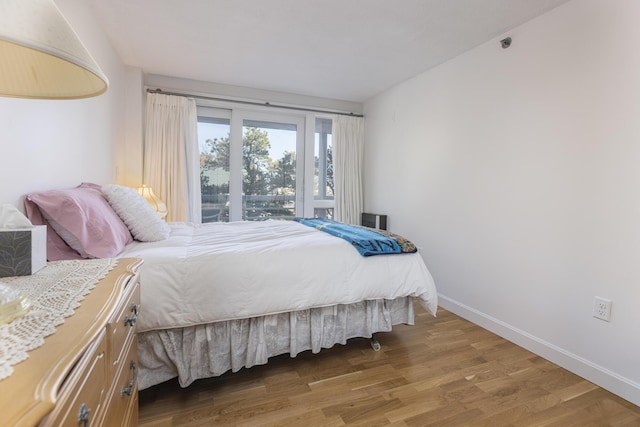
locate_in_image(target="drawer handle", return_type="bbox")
[124,303,139,327]
[124,314,137,327]
[78,403,91,427]
[120,360,138,397]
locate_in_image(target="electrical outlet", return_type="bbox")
[593,297,612,322]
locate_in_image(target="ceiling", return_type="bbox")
[88,0,571,103]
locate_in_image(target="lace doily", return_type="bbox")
[0,258,118,380]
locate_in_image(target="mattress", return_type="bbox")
[119,220,438,333]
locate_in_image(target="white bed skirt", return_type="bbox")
[138,297,415,390]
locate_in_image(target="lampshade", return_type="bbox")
[0,0,108,99]
[137,185,168,220]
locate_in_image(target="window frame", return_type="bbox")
[197,102,333,222]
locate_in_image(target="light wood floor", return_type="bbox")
[138,306,640,426]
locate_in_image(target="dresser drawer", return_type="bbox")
[107,277,140,373]
[39,330,107,427]
[103,335,139,427]
[2,258,143,427]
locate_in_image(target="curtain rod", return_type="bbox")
[146,88,363,118]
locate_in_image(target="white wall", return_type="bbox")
[364,0,640,405]
[0,0,141,209]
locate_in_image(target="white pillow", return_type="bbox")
[102,184,171,242]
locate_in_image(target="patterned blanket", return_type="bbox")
[295,218,417,257]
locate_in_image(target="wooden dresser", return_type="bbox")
[0,258,143,427]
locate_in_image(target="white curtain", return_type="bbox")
[333,115,364,225]
[144,92,201,223]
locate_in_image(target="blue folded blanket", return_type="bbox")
[295,218,417,257]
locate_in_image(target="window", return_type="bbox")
[198,108,231,222]
[242,118,300,221]
[198,106,332,222]
[314,117,333,219]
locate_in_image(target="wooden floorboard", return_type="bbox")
[138,306,640,426]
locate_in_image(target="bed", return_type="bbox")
[23,183,438,391]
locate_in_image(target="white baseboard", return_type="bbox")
[438,294,640,407]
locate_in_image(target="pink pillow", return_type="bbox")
[24,197,82,261]
[24,183,133,260]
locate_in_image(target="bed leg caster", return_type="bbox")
[370,336,381,351]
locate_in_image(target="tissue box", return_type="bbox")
[0,225,47,277]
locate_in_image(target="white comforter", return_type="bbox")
[119,220,438,333]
